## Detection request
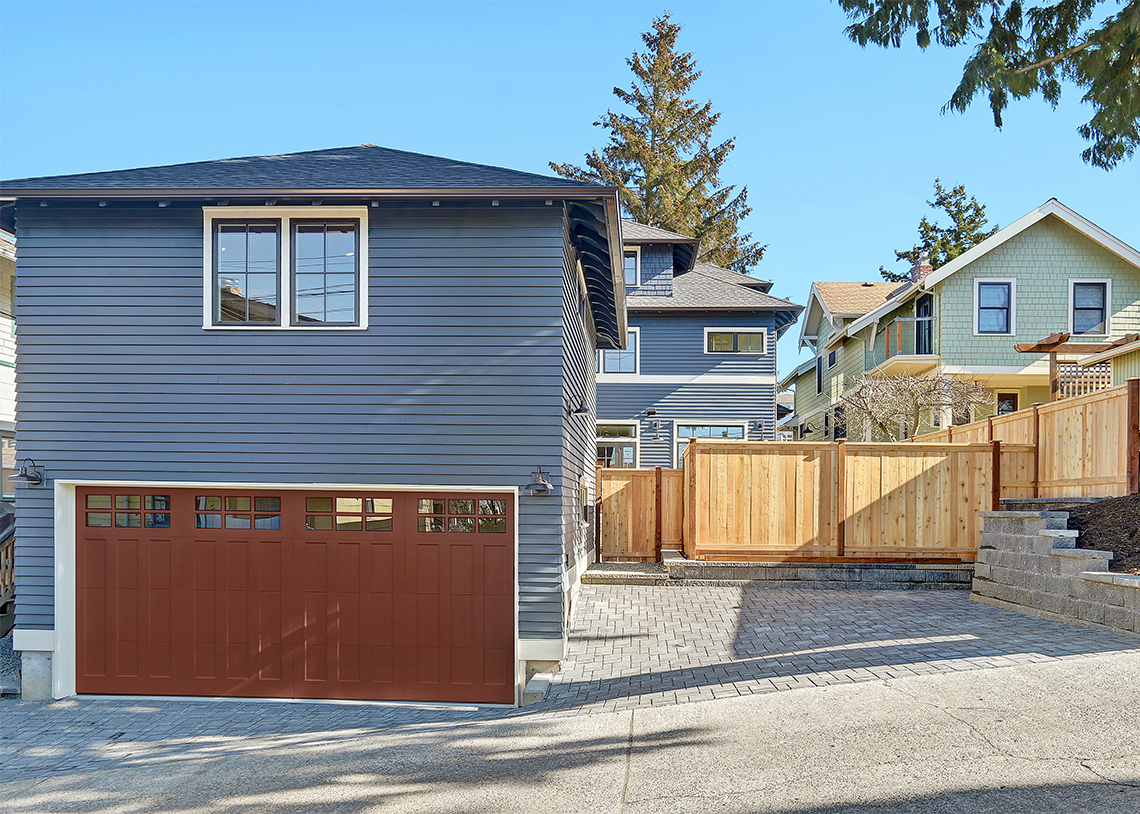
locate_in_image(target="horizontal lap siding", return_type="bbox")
[560,230,597,620]
[13,201,571,638]
[598,312,780,467]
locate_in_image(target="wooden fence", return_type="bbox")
[910,380,1140,497]
[597,467,684,560]
[680,440,1032,562]
[597,440,1036,564]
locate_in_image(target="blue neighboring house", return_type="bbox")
[0,145,626,705]
[596,221,803,469]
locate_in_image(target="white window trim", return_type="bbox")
[1068,278,1112,337]
[673,419,748,467]
[623,246,641,288]
[827,349,837,369]
[702,326,769,355]
[202,206,370,331]
[597,326,640,376]
[815,356,824,395]
[595,420,640,468]
[973,277,1017,336]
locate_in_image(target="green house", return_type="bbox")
[781,199,1140,440]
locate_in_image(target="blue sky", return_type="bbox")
[2,0,1137,374]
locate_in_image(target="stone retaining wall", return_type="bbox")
[972,510,1140,634]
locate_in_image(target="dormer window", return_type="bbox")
[623,248,640,287]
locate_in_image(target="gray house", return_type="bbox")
[596,221,802,468]
[0,145,626,704]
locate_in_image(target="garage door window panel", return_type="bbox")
[305,495,395,532]
[196,494,282,530]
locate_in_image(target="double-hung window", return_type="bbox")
[975,279,1015,335]
[599,327,639,374]
[623,248,640,288]
[1070,280,1110,335]
[204,207,368,329]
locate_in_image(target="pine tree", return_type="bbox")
[550,14,765,272]
[880,179,999,282]
[839,0,1140,170]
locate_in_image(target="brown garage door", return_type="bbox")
[76,488,515,704]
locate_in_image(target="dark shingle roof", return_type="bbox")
[621,220,698,244]
[684,262,773,293]
[1,145,601,192]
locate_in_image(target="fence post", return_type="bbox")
[654,466,663,562]
[1032,403,1041,498]
[991,439,1002,510]
[987,415,994,442]
[947,426,953,443]
[594,465,603,564]
[836,440,846,558]
[1128,379,1140,494]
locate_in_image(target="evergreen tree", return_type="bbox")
[550,14,765,272]
[839,0,1140,170]
[880,179,999,282]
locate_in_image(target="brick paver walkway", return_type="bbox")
[538,585,1140,713]
[3,586,1138,780]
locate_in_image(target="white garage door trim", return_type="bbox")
[49,479,522,703]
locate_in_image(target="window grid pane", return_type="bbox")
[977,283,1011,333]
[1073,283,1107,334]
[292,222,358,325]
[215,223,279,325]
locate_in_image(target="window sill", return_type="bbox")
[202,324,368,332]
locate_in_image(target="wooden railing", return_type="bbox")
[909,380,1139,497]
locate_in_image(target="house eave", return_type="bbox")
[0,186,619,202]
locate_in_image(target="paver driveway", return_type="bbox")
[2,586,1139,782]
[538,585,1140,712]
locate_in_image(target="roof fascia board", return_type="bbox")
[798,285,832,349]
[921,205,1051,288]
[0,187,619,201]
[622,236,699,245]
[919,199,1140,292]
[602,193,628,347]
[627,304,802,312]
[1079,339,1140,366]
[778,359,816,389]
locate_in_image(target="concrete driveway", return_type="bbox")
[3,586,1139,813]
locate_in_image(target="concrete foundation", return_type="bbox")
[20,650,52,700]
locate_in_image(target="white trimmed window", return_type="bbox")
[1070,279,1111,336]
[203,207,369,330]
[704,327,768,355]
[675,422,746,464]
[974,278,1016,335]
[598,327,640,374]
[623,247,641,288]
[596,422,639,468]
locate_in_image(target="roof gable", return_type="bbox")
[922,199,1140,288]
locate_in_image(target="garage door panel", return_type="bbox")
[77,487,515,703]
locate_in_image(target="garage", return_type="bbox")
[75,487,516,704]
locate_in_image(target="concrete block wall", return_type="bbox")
[972,510,1140,634]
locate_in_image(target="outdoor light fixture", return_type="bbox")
[525,467,554,495]
[568,399,591,416]
[9,458,44,487]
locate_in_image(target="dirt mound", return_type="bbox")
[1069,492,1140,575]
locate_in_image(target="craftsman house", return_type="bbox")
[595,221,802,468]
[1,145,626,704]
[782,199,1140,439]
